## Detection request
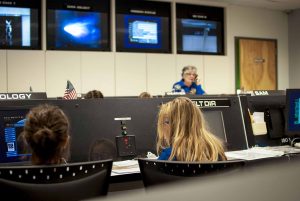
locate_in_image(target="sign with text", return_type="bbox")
[191,99,231,108]
[0,93,47,100]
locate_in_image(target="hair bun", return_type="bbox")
[32,127,56,147]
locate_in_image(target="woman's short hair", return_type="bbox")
[85,90,104,99]
[23,104,70,165]
[181,65,197,77]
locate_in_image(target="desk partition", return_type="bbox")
[0,95,248,164]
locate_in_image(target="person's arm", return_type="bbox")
[193,77,205,95]
[195,83,206,95]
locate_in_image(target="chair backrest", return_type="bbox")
[138,158,245,187]
[0,159,113,201]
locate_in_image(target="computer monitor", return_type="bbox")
[286,89,300,138]
[0,0,41,50]
[203,110,227,143]
[46,0,110,51]
[116,0,171,53]
[176,3,224,55]
[0,108,31,164]
[243,94,286,147]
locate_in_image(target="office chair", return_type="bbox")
[138,158,245,187]
[0,159,113,201]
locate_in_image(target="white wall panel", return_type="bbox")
[0,50,6,92]
[147,54,176,95]
[45,51,81,98]
[7,50,45,93]
[204,56,232,94]
[81,52,115,96]
[115,53,146,96]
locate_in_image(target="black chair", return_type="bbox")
[0,159,113,201]
[138,158,245,187]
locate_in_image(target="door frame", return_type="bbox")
[235,36,278,91]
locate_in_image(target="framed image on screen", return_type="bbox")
[46,0,110,51]
[0,0,41,50]
[116,0,171,53]
[176,3,225,55]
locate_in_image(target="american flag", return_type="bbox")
[63,80,77,99]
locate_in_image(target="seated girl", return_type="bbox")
[156,97,227,161]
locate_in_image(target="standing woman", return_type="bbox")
[23,104,70,165]
[157,97,226,161]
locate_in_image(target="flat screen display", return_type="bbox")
[176,3,224,55]
[286,89,300,136]
[0,109,31,164]
[46,0,110,51]
[116,0,171,53]
[203,110,227,142]
[0,0,41,50]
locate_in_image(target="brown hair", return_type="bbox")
[23,104,70,165]
[139,92,152,98]
[157,97,226,161]
[84,90,104,99]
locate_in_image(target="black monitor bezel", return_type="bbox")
[115,0,172,53]
[46,0,111,51]
[286,89,300,137]
[0,0,41,50]
[176,3,225,55]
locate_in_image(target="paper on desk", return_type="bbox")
[112,160,140,175]
[225,147,284,160]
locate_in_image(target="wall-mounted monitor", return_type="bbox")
[0,0,41,50]
[116,0,171,53]
[46,0,110,51]
[176,3,225,55]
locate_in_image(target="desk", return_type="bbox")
[109,160,143,192]
[108,146,300,192]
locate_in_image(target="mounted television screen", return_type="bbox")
[46,0,110,51]
[0,109,31,164]
[116,0,171,53]
[286,89,300,137]
[176,3,224,55]
[0,0,41,50]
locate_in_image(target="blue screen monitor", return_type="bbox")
[46,0,110,51]
[0,0,41,50]
[116,0,171,53]
[286,89,300,137]
[176,3,224,55]
[124,15,161,49]
[0,109,31,164]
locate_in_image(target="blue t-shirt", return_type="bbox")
[158,147,173,160]
[173,80,205,95]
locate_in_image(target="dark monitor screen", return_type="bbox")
[116,0,171,53]
[176,3,224,55]
[0,109,31,164]
[0,0,41,50]
[203,110,227,143]
[46,0,110,51]
[286,89,300,137]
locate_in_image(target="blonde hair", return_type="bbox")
[157,97,226,161]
